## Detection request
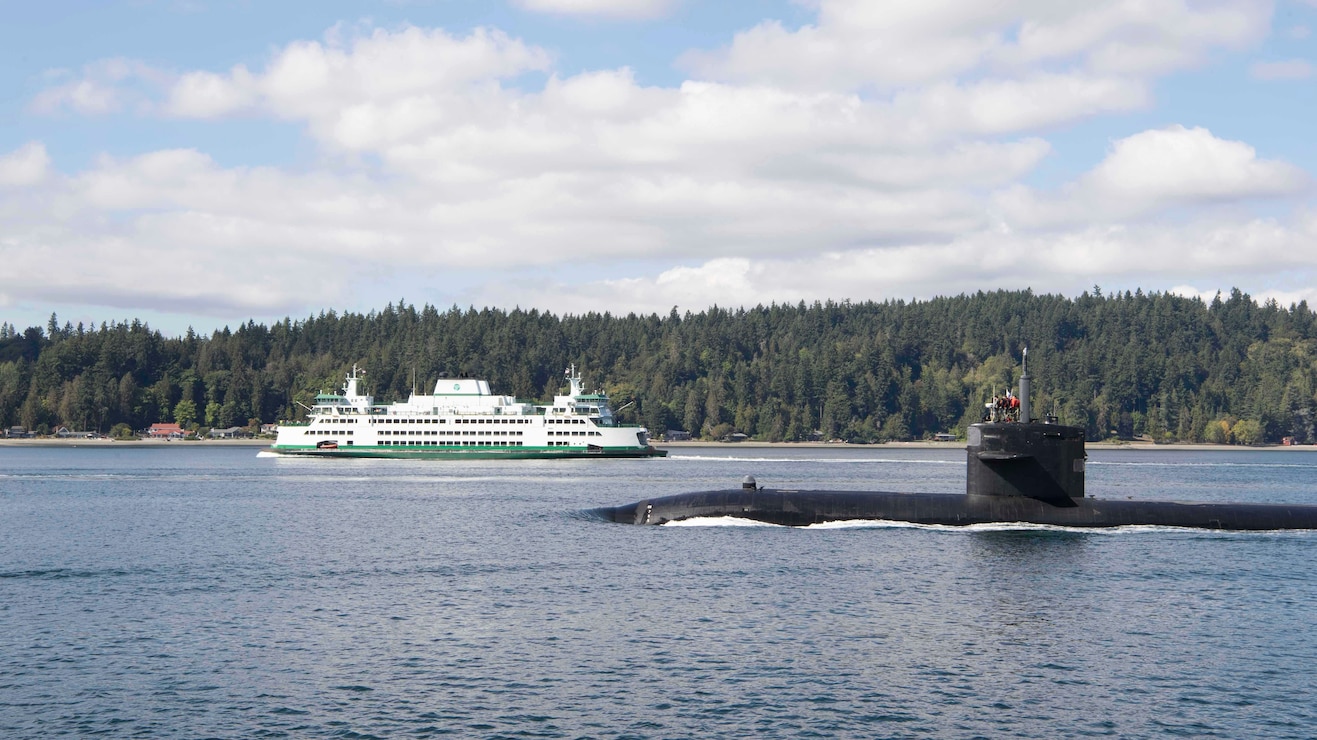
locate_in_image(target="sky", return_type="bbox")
[2,0,1316,337]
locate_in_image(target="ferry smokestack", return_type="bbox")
[1019,348,1031,424]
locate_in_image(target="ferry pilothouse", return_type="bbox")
[267,365,666,459]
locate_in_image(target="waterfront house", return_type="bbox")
[148,423,186,439]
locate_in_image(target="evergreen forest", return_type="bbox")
[3,288,1317,445]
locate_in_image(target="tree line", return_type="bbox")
[2,287,1316,444]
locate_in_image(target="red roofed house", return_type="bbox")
[148,423,186,439]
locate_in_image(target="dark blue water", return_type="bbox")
[2,445,1315,738]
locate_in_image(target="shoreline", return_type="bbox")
[1,437,1313,452]
[0,437,272,448]
[654,440,1316,452]
[650,437,1317,450]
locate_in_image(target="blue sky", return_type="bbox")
[2,0,1316,337]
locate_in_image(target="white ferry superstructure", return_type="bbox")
[268,365,666,459]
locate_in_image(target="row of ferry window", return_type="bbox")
[373,430,601,437]
[375,440,579,447]
[314,417,542,425]
[314,416,590,426]
[379,418,533,424]
[316,429,597,439]
[379,440,526,447]
[374,418,515,424]
[311,430,353,435]
[379,430,523,436]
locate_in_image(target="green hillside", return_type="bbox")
[3,288,1315,444]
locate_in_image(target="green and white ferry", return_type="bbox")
[266,365,666,459]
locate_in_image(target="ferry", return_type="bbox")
[267,365,666,459]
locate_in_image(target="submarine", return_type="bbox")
[596,353,1317,530]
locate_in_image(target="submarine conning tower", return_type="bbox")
[966,347,1086,505]
[966,421,1086,504]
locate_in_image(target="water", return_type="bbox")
[2,445,1315,738]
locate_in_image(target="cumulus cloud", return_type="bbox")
[9,4,1316,324]
[0,152,369,314]
[161,24,552,123]
[0,142,51,187]
[998,126,1310,227]
[28,58,171,115]
[29,78,124,115]
[684,0,1270,90]
[164,68,259,117]
[1083,126,1308,201]
[466,216,1317,317]
[890,74,1149,138]
[513,0,678,19]
[1011,0,1267,75]
[1250,59,1313,80]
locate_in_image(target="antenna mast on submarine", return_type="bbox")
[1019,347,1030,424]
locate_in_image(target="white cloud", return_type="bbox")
[0,153,367,314]
[678,16,992,91]
[164,68,258,117]
[0,142,51,187]
[159,24,552,124]
[891,74,1149,137]
[1085,126,1308,201]
[465,215,1317,317]
[136,31,1062,215]
[513,0,678,19]
[999,126,1310,227]
[1166,285,1214,302]
[684,0,1271,90]
[29,78,124,115]
[9,7,1315,324]
[28,58,172,115]
[1016,0,1267,75]
[1250,59,1313,80]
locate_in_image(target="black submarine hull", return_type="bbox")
[593,488,1317,530]
[599,410,1317,531]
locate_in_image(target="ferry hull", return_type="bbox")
[267,445,667,460]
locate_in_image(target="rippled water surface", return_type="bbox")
[2,444,1316,738]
